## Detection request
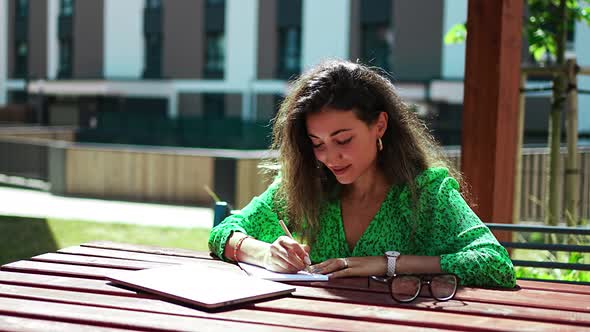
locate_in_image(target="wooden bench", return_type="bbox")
[487,223,590,284]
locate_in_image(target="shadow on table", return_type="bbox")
[0,215,58,265]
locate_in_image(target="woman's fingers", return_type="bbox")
[312,256,388,279]
[267,236,309,272]
[310,258,348,274]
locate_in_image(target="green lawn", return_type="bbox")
[0,215,211,265]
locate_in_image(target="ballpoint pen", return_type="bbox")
[278,219,313,273]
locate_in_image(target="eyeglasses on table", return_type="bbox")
[371,273,459,303]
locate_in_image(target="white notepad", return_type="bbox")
[238,262,329,281]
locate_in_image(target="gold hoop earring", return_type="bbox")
[377,138,383,151]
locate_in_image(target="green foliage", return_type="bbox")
[444,0,590,62]
[512,231,590,283]
[444,23,467,44]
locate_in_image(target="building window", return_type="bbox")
[143,0,163,78]
[278,27,301,79]
[60,0,73,16]
[204,32,225,78]
[14,41,28,78]
[146,0,161,9]
[276,0,302,80]
[361,23,393,73]
[16,0,28,17]
[204,0,225,79]
[359,0,393,74]
[58,0,74,78]
[58,39,72,78]
[144,35,162,78]
[203,94,225,119]
[13,0,29,78]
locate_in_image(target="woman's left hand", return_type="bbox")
[309,256,387,279]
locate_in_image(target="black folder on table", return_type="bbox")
[106,263,295,309]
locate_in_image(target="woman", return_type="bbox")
[208,60,515,288]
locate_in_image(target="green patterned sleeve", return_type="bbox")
[427,175,516,288]
[207,178,286,262]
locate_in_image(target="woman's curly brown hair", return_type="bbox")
[266,60,462,244]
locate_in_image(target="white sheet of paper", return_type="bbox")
[238,262,329,281]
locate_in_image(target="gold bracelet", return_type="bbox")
[233,235,251,262]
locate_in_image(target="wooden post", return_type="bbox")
[461,1,523,243]
[565,58,579,227]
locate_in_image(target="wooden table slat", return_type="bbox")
[2,283,587,332]
[5,258,589,315]
[0,293,445,332]
[296,280,590,313]
[0,271,137,296]
[2,244,590,331]
[0,314,136,332]
[81,241,214,260]
[1,260,128,279]
[59,246,209,265]
[516,279,590,295]
[292,285,590,327]
[1,270,589,329]
[31,253,173,270]
[1,258,244,280]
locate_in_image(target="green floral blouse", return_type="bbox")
[208,167,516,288]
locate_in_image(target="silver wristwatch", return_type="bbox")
[385,251,400,277]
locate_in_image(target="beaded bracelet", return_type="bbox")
[233,235,251,262]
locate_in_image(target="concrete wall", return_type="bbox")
[73,0,104,78]
[257,0,277,79]
[226,0,258,85]
[163,0,204,78]
[393,0,444,80]
[47,0,59,79]
[28,0,47,79]
[301,0,350,70]
[104,0,143,79]
[179,93,203,116]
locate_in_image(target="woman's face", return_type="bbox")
[306,107,387,185]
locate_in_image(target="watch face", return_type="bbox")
[385,251,400,257]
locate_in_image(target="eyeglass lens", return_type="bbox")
[430,274,457,300]
[390,275,421,302]
[390,274,457,302]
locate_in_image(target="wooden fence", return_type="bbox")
[443,147,590,222]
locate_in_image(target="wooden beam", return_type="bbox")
[461,0,523,242]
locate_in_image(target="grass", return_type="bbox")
[0,215,211,265]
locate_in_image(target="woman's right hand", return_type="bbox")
[264,236,311,273]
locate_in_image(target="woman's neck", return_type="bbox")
[344,164,388,203]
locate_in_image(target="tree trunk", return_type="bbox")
[565,59,579,228]
[545,0,567,244]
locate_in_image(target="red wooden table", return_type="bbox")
[0,241,589,331]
